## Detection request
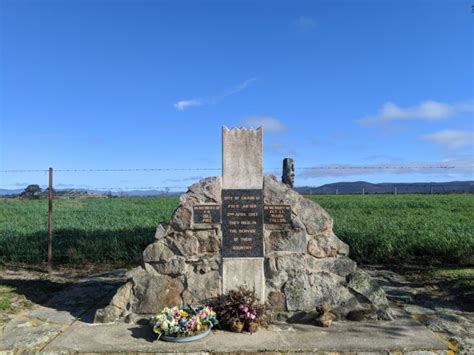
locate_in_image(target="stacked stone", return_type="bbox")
[95,175,391,323]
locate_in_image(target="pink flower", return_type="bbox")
[187,316,197,330]
[171,308,181,320]
[239,304,248,313]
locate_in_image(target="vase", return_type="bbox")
[159,328,211,343]
[247,322,259,333]
[229,320,244,333]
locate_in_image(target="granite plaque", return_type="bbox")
[222,189,264,257]
[193,204,221,224]
[264,205,292,225]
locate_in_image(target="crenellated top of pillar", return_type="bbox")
[222,126,263,189]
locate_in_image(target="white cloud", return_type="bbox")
[174,99,203,111]
[292,16,316,31]
[420,130,474,150]
[242,116,287,133]
[164,175,204,183]
[173,78,257,111]
[358,99,474,125]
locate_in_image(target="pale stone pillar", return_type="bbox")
[221,127,265,302]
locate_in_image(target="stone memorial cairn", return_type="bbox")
[95,127,392,324]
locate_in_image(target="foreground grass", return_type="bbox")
[0,284,32,327]
[0,194,473,266]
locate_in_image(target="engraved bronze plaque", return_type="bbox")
[193,204,221,224]
[222,189,264,257]
[264,205,291,225]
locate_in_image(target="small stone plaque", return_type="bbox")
[193,204,221,224]
[222,189,264,257]
[264,205,292,225]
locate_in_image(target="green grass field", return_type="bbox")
[0,194,472,266]
[0,197,178,265]
[308,195,474,265]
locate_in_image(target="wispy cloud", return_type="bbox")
[164,175,204,183]
[174,99,203,111]
[292,16,316,31]
[299,159,474,179]
[420,130,474,150]
[358,99,474,126]
[242,116,287,133]
[174,78,257,111]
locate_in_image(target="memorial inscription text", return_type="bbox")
[193,204,221,224]
[264,205,291,225]
[221,189,264,257]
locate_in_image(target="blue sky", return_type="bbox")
[1,0,473,191]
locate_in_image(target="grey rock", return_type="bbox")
[306,255,357,277]
[172,232,200,257]
[265,229,307,253]
[131,269,184,314]
[193,229,221,253]
[284,272,312,311]
[169,206,192,232]
[307,234,349,258]
[309,272,354,307]
[348,270,389,308]
[294,196,333,236]
[110,282,133,310]
[187,176,222,203]
[147,256,186,275]
[190,256,220,274]
[154,224,168,240]
[94,305,122,323]
[142,241,174,263]
[275,253,307,272]
[182,270,220,304]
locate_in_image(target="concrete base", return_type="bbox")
[222,257,265,302]
[44,319,448,353]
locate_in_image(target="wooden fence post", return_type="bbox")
[48,167,53,273]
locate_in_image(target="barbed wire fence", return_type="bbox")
[1,163,472,269]
[1,163,468,193]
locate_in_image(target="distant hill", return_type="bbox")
[1,181,473,197]
[0,188,182,197]
[295,181,474,195]
[0,188,23,197]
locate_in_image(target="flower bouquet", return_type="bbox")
[215,287,269,334]
[151,305,218,342]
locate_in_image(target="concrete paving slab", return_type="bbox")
[25,306,77,325]
[0,316,65,352]
[45,319,448,354]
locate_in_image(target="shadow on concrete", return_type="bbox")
[0,273,125,323]
[128,325,157,342]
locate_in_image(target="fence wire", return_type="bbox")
[0,164,465,173]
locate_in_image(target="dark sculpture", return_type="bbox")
[282,158,294,188]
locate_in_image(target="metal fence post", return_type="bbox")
[48,167,53,273]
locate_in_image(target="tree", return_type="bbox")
[20,184,42,199]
